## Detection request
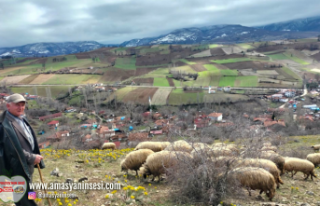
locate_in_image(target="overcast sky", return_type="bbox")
[1,0,320,47]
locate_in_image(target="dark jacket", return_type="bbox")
[0,111,45,206]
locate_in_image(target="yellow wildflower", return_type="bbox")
[130,195,135,199]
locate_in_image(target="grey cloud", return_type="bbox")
[0,0,320,47]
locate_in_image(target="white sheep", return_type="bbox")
[139,151,193,181]
[120,149,154,176]
[134,141,169,152]
[307,153,320,167]
[311,144,320,150]
[164,140,193,153]
[101,142,116,150]
[228,167,276,201]
[284,157,317,180]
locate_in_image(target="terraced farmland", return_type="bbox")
[151,88,172,105]
[168,89,204,105]
[153,77,170,87]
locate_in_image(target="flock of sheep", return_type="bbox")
[101,141,320,201]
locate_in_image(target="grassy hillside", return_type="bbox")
[6,135,320,206]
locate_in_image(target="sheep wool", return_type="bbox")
[101,142,116,150]
[134,141,169,152]
[307,153,320,167]
[139,151,193,181]
[120,149,154,176]
[238,158,283,189]
[229,167,276,201]
[311,144,320,150]
[212,143,239,154]
[164,140,193,153]
[260,152,285,175]
[284,157,317,180]
[261,146,277,152]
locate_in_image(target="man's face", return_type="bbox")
[6,102,25,117]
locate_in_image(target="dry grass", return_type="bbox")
[0,75,30,84]
[30,74,56,84]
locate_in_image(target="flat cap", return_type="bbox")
[7,93,26,103]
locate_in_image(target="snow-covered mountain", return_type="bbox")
[120,24,316,47]
[256,16,320,32]
[0,41,105,57]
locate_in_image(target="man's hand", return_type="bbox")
[33,155,43,165]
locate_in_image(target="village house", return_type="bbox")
[208,113,223,122]
[96,125,115,138]
[27,94,38,100]
[47,120,59,128]
[223,86,231,92]
[95,86,105,92]
[46,130,70,142]
[283,89,296,97]
[65,107,76,113]
[279,98,289,103]
[194,114,210,129]
[39,112,62,121]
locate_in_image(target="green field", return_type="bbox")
[171,66,195,73]
[238,43,254,50]
[11,86,69,98]
[203,64,220,73]
[281,67,301,80]
[235,76,258,87]
[140,47,159,54]
[111,47,127,54]
[218,76,236,87]
[114,57,136,70]
[220,69,238,76]
[180,59,196,65]
[114,87,136,101]
[192,45,209,50]
[153,77,170,87]
[211,58,251,64]
[168,89,204,105]
[45,59,91,72]
[267,53,288,60]
[209,44,221,48]
[194,71,221,86]
[42,74,101,85]
[286,55,309,65]
[268,53,310,65]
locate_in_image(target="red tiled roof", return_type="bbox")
[154,119,168,126]
[208,113,222,117]
[47,120,59,125]
[264,120,286,127]
[150,130,163,135]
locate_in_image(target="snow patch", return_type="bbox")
[240,31,249,35]
[0,52,11,56]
